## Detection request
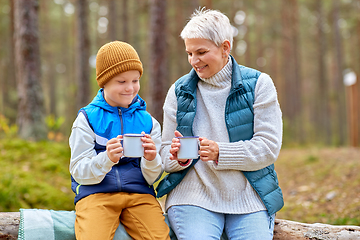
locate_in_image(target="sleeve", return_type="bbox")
[69,112,116,185]
[140,117,164,185]
[215,73,283,171]
[160,84,193,173]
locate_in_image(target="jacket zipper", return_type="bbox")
[115,108,123,192]
[118,108,124,135]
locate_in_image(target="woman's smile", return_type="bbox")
[195,65,207,71]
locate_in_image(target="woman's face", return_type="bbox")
[184,38,230,79]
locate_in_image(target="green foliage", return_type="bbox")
[0,137,74,211]
[0,114,18,138]
[45,114,65,132]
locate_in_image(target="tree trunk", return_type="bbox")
[243,2,252,67]
[202,0,212,9]
[255,0,265,72]
[14,0,47,141]
[1,0,17,123]
[148,0,167,125]
[39,0,55,117]
[291,0,303,143]
[190,0,200,11]
[122,0,129,42]
[132,0,138,47]
[332,0,346,145]
[281,0,302,142]
[357,0,360,145]
[173,0,188,80]
[108,0,117,41]
[315,0,331,145]
[76,0,90,110]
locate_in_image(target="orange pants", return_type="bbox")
[75,192,170,240]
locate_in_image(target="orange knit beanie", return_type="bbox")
[96,41,143,88]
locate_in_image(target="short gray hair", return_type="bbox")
[180,8,233,50]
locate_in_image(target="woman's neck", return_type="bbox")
[199,56,232,87]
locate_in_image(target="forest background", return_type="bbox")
[0,0,360,226]
[1,0,360,146]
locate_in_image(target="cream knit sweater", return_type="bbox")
[160,58,283,214]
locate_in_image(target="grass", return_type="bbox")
[275,147,360,225]
[1,136,359,226]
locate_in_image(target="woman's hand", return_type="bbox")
[169,130,188,163]
[141,131,157,161]
[106,135,123,163]
[199,137,219,162]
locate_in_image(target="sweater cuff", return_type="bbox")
[178,159,191,166]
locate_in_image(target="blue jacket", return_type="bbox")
[71,89,155,204]
[174,56,283,216]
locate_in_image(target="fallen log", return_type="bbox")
[0,212,19,240]
[1,212,360,239]
[273,219,360,240]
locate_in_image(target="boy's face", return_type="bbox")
[103,70,140,108]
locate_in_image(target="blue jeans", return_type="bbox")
[167,205,274,240]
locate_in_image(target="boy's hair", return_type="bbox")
[96,41,143,88]
[180,8,233,50]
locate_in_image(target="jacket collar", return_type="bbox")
[229,55,245,95]
[90,89,146,113]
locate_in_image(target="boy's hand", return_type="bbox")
[141,132,156,161]
[106,135,123,163]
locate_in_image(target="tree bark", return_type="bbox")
[0,212,20,240]
[332,0,347,145]
[121,0,129,42]
[273,219,360,240]
[39,0,55,117]
[255,0,264,72]
[108,0,117,41]
[243,2,252,67]
[1,0,17,123]
[148,0,167,125]
[315,0,331,145]
[203,0,212,9]
[357,0,360,145]
[281,0,302,142]
[75,0,90,110]
[14,0,47,141]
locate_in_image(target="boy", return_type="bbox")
[69,41,170,240]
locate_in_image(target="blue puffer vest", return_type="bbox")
[71,89,155,204]
[175,56,284,216]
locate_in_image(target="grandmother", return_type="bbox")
[159,8,284,240]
